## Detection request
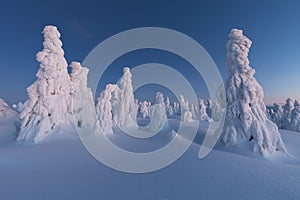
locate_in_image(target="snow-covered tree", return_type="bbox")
[0,98,20,143]
[96,84,119,133]
[198,99,208,121]
[289,100,300,132]
[133,99,139,120]
[179,95,193,122]
[70,61,98,130]
[206,99,212,119]
[210,101,222,121]
[190,104,198,120]
[220,29,288,156]
[12,102,24,112]
[279,98,294,129]
[140,101,150,118]
[115,67,138,129]
[148,92,168,130]
[110,86,121,127]
[269,103,283,126]
[165,97,174,116]
[18,25,73,143]
[173,102,180,116]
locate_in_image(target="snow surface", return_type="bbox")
[0,118,299,200]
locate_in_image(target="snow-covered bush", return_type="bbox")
[220,29,288,156]
[18,25,73,143]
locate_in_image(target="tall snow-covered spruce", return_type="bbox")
[96,84,119,133]
[18,26,73,143]
[96,67,138,133]
[70,61,98,131]
[221,29,288,156]
[115,67,138,129]
[147,92,168,131]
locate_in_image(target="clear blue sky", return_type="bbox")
[0,0,299,105]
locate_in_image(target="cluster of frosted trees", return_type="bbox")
[267,98,300,132]
[15,25,220,143]
[95,66,222,134]
[137,95,221,122]
[18,26,97,143]
[6,25,290,156]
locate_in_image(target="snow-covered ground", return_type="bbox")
[0,119,299,200]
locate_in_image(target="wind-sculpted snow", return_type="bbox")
[220,29,288,156]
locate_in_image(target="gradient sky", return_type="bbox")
[0,0,300,105]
